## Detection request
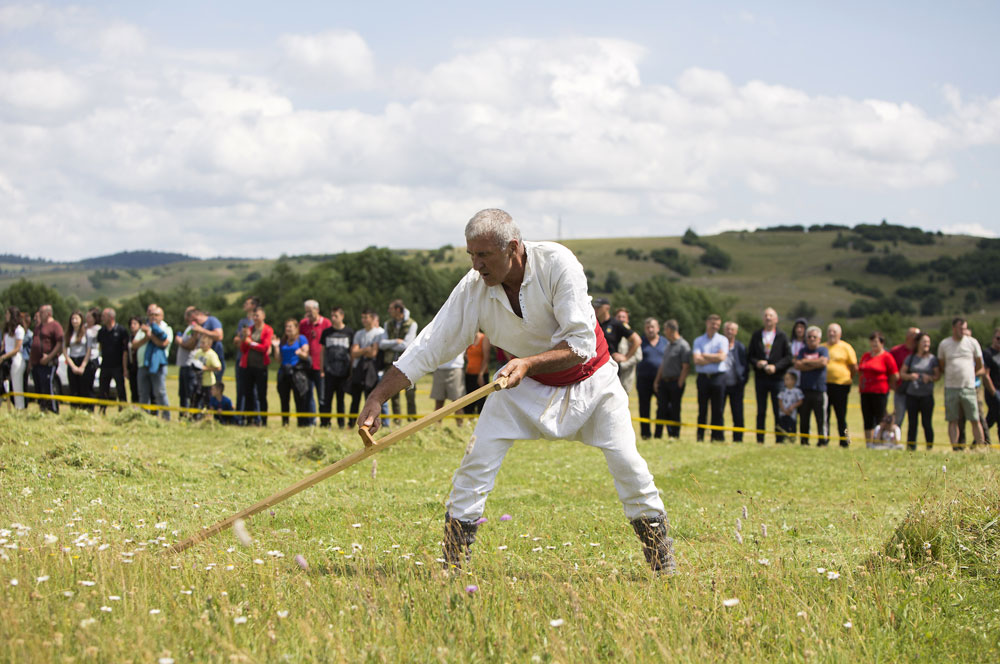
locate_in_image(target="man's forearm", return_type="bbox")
[521,343,586,376]
[367,366,412,404]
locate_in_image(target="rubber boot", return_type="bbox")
[631,515,676,575]
[442,513,479,569]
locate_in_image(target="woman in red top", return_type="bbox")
[239,306,274,426]
[858,331,899,444]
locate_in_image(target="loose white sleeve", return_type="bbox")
[394,275,480,385]
[546,250,597,360]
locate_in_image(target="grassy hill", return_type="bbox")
[1,226,993,333]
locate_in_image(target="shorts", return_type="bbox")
[944,387,978,422]
[430,367,464,401]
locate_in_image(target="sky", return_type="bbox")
[1,1,998,261]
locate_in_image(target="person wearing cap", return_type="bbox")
[357,209,674,574]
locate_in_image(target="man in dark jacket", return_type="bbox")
[723,321,749,442]
[747,307,793,443]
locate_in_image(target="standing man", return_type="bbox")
[358,209,673,573]
[232,296,259,424]
[938,317,986,449]
[300,300,331,420]
[380,300,418,424]
[135,305,172,420]
[794,326,830,446]
[349,308,385,426]
[889,327,920,429]
[593,298,640,371]
[319,306,354,428]
[692,314,729,442]
[175,306,198,415]
[614,308,642,395]
[636,318,667,440]
[96,308,129,413]
[653,319,691,439]
[29,304,63,413]
[190,309,226,382]
[748,307,793,443]
[983,327,1000,441]
[722,321,749,442]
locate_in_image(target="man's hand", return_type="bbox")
[611,352,627,363]
[358,398,386,434]
[764,364,776,375]
[497,357,531,389]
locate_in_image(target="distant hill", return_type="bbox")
[0,253,52,265]
[76,250,197,269]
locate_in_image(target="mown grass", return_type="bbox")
[1,399,998,663]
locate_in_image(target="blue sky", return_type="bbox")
[1,1,998,259]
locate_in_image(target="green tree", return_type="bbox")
[0,278,69,323]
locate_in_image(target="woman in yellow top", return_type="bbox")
[191,334,222,410]
[825,322,858,447]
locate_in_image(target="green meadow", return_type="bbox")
[2,380,998,663]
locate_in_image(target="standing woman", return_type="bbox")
[239,306,274,426]
[898,332,940,450]
[84,308,102,401]
[64,311,92,408]
[1,306,26,409]
[126,316,143,404]
[787,318,807,384]
[275,319,313,427]
[824,323,858,447]
[636,318,667,440]
[858,331,899,445]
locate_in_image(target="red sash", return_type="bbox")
[495,321,610,387]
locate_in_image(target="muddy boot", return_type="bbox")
[631,515,676,575]
[442,513,479,569]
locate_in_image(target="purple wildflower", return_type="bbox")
[500,514,512,522]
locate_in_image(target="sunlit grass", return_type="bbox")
[1,399,998,662]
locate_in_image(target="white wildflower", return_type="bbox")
[827,571,840,580]
[232,519,252,547]
[79,618,97,628]
[43,534,58,545]
[742,505,748,520]
[100,606,112,613]
[149,609,161,615]
[722,598,739,607]
[549,618,564,627]
[233,616,247,624]
[36,575,49,583]
[277,610,289,618]
[736,518,742,532]
[843,621,852,629]
[816,567,826,574]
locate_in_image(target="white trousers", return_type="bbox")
[446,361,665,522]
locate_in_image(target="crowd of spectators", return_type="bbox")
[2,296,999,451]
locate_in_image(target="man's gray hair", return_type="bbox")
[465,209,522,248]
[806,325,822,336]
[304,299,319,311]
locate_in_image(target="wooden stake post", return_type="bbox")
[168,378,506,554]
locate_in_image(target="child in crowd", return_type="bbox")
[191,334,222,411]
[777,371,803,442]
[869,412,904,450]
[209,382,234,424]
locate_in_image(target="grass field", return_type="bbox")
[1,380,999,663]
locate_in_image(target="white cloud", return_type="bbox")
[278,30,375,87]
[0,12,997,260]
[937,222,997,238]
[0,67,86,112]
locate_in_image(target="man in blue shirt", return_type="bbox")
[134,304,172,420]
[692,314,729,442]
[793,325,830,446]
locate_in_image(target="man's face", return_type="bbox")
[390,306,404,321]
[330,309,344,326]
[827,324,841,344]
[706,318,720,335]
[150,309,164,325]
[954,321,967,337]
[243,299,255,314]
[763,309,778,329]
[361,313,373,330]
[615,310,629,326]
[39,307,51,324]
[806,329,821,350]
[467,237,517,287]
[102,310,112,327]
[305,304,318,321]
[644,320,659,338]
[992,330,1000,349]
[724,323,737,341]
[595,304,610,320]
